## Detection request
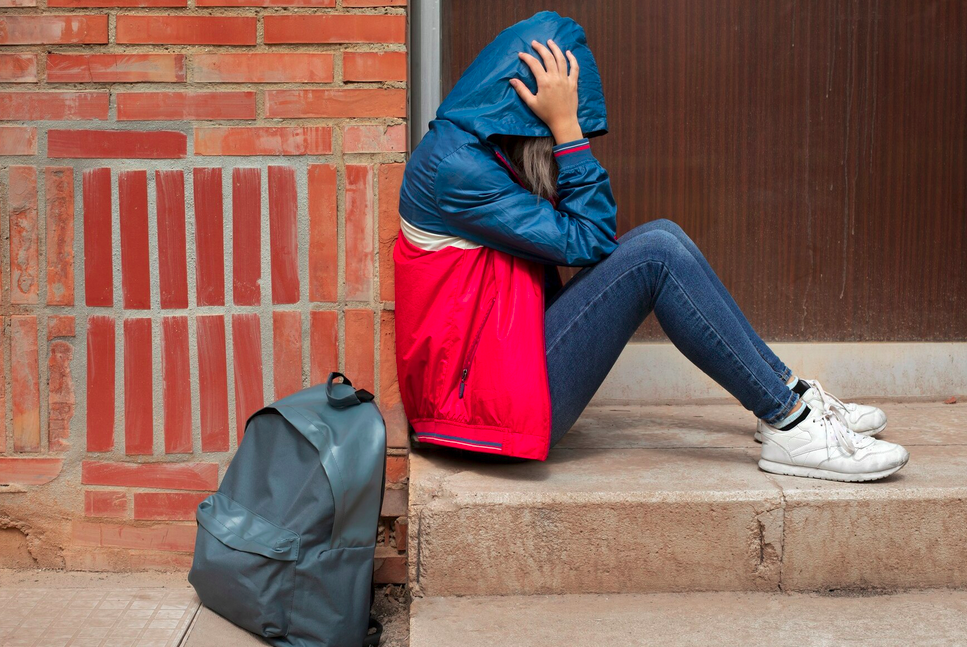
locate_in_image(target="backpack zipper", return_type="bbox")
[458,296,497,398]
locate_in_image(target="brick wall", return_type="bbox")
[0,0,408,583]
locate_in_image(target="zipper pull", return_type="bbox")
[458,368,468,398]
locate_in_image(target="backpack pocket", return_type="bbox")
[188,492,300,638]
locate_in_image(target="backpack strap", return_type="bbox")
[327,372,375,408]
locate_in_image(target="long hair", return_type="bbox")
[502,135,558,203]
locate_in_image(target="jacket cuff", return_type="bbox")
[552,137,594,168]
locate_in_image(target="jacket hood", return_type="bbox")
[435,10,608,143]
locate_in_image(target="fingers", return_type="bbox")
[508,78,537,107]
[565,50,580,83]
[518,51,547,80]
[530,39,559,74]
[546,39,568,76]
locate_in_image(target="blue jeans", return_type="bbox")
[545,218,799,447]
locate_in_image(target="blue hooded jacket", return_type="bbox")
[398,10,619,266]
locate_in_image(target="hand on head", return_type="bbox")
[510,38,584,144]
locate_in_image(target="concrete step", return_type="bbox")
[410,589,967,647]
[408,401,967,596]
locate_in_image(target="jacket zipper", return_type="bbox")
[458,296,497,399]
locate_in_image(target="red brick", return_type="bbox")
[11,316,40,453]
[117,15,256,45]
[48,315,75,339]
[0,457,64,486]
[193,168,225,306]
[264,15,404,44]
[345,309,374,392]
[119,171,151,309]
[0,0,37,7]
[72,521,195,552]
[8,166,39,305]
[156,170,188,309]
[232,313,264,442]
[162,317,192,454]
[124,318,153,455]
[0,92,108,121]
[198,0,331,5]
[0,54,37,82]
[266,89,406,119]
[308,164,338,302]
[83,460,218,490]
[47,53,185,83]
[197,315,229,452]
[373,546,406,584]
[83,168,113,306]
[232,167,261,306]
[344,124,406,153]
[193,53,333,83]
[343,0,405,5]
[85,491,127,518]
[394,516,407,551]
[0,126,36,155]
[380,487,406,517]
[343,51,406,82]
[385,455,407,483]
[134,492,208,520]
[0,317,4,453]
[345,164,374,301]
[117,92,255,121]
[196,127,332,156]
[46,167,75,306]
[309,310,338,385]
[49,130,186,159]
[86,316,115,452]
[273,311,302,400]
[380,311,408,448]
[48,339,75,452]
[379,163,404,301]
[269,165,300,304]
[0,16,107,45]
[51,0,184,6]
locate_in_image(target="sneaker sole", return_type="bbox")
[757,454,909,482]
[753,420,887,444]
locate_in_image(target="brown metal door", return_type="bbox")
[442,0,967,341]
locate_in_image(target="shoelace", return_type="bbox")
[805,378,854,414]
[810,381,863,455]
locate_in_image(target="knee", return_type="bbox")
[648,218,691,242]
[621,229,691,267]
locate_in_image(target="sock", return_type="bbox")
[771,401,811,431]
[786,375,810,397]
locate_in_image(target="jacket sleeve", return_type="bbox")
[433,138,619,266]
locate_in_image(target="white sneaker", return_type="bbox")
[757,383,909,482]
[754,379,887,442]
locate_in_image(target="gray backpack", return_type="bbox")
[188,372,387,647]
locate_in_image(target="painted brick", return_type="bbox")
[308,164,338,302]
[85,491,127,518]
[193,168,225,306]
[11,316,40,453]
[232,313,264,442]
[72,521,195,552]
[264,15,405,44]
[0,16,108,45]
[123,318,153,455]
[380,311,408,448]
[198,0,332,5]
[156,170,189,309]
[268,166,300,304]
[48,339,75,452]
[82,168,113,306]
[309,310,338,385]
[118,171,151,309]
[378,163,405,301]
[273,311,303,400]
[345,164,374,301]
[232,167,261,306]
[46,167,75,306]
[0,126,37,155]
[8,166,39,305]
[47,53,185,83]
[86,316,115,452]
[0,92,108,121]
[49,130,187,159]
[197,315,230,452]
[344,124,406,153]
[133,492,208,521]
[0,457,64,486]
[345,309,375,392]
[48,315,75,339]
[0,54,38,82]
[162,317,192,454]
[82,460,218,491]
[266,89,406,119]
[117,92,256,121]
[116,15,257,45]
[51,0,185,6]
[343,51,407,82]
[193,53,333,83]
[385,455,407,483]
[196,127,332,156]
